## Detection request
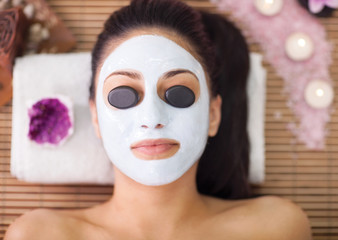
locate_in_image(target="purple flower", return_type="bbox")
[28,98,73,145]
[309,0,338,13]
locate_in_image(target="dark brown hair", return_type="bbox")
[90,0,251,199]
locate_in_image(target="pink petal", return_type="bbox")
[309,0,325,13]
[325,0,338,8]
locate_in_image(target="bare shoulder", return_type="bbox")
[4,208,80,240]
[202,195,312,239]
[233,196,313,240]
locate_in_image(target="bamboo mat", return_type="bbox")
[1,0,338,239]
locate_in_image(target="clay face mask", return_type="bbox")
[96,35,210,186]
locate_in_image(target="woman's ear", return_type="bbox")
[208,94,222,137]
[89,100,101,139]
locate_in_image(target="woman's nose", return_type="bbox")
[141,123,164,129]
[138,95,169,129]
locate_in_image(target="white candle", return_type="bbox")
[305,80,334,109]
[285,32,314,61]
[254,0,283,16]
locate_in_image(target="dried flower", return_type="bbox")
[0,0,9,10]
[23,3,35,19]
[12,0,22,7]
[28,98,73,145]
[309,0,338,13]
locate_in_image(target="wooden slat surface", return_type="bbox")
[1,0,337,239]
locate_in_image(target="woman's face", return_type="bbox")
[91,32,221,186]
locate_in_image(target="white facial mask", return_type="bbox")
[96,35,210,186]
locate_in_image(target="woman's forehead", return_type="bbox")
[101,28,204,69]
[99,34,205,82]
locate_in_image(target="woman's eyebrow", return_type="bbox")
[107,71,142,80]
[163,70,198,80]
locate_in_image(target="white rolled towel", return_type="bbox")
[11,52,266,184]
[247,53,266,184]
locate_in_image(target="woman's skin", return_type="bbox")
[4,29,313,240]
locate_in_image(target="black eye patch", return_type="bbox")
[165,85,195,108]
[108,86,139,109]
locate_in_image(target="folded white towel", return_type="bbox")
[11,53,114,184]
[11,52,266,184]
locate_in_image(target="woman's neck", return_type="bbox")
[99,163,208,236]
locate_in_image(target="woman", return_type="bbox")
[5,0,312,239]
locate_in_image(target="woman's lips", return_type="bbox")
[130,138,180,160]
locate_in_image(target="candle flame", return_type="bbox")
[297,38,306,47]
[316,88,324,97]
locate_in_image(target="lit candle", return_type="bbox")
[304,80,334,109]
[254,0,283,16]
[285,32,314,61]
